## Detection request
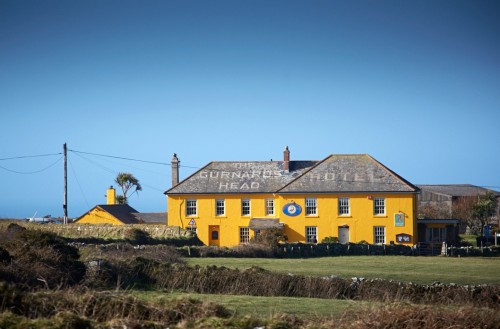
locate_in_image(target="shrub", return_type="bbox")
[251,228,287,247]
[124,228,151,244]
[321,236,339,243]
[0,229,85,289]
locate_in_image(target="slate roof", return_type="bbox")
[417,184,500,197]
[85,204,140,224]
[165,154,418,195]
[132,212,168,224]
[279,154,418,193]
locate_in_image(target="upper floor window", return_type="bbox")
[216,199,225,216]
[241,199,251,216]
[374,197,385,215]
[186,199,197,216]
[338,197,350,215]
[265,198,275,216]
[305,197,317,216]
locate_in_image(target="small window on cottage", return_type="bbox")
[240,227,250,244]
[305,197,317,216]
[216,199,225,216]
[338,197,350,215]
[306,226,318,243]
[374,226,385,244]
[186,199,197,216]
[265,198,275,216]
[241,199,251,216]
[374,197,385,215]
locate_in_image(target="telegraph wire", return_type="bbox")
[0,153,62,161]
[0,156,63,174]
[71,149,166,193]
[72,151,116,175]
[69,149,169,166]
[68,157,91,209]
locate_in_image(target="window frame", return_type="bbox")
[186,199,197,217]
[374,226,386,244]
[305,197,317,216]
[373,197,386,215]
[216,199,225,216]
[305,226,318,243]
[265,198,275,216]
[239,227,250,244]
[338,197,350,216]
[241,198,251,216]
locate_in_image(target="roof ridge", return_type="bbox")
[277,154,333,192]
[366,155,419,192]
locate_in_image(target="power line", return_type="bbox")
[0,153,62,161]
[68,157,91,209]
[69,149,170,166]
[0,156,63,174]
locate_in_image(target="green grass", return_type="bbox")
[187,256,500,285]
[131,290,375,319]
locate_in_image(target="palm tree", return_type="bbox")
[115,172,142,204]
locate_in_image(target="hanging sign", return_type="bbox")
[394,213,405,227]
[283,203,302,216]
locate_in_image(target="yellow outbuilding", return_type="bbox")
[74,186,141,225]
[165,148,420,247]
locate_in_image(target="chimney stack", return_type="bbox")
[106,186,116,205]
[171,153,180,186]
[284,146,290,172]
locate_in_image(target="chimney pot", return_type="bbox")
[171,153,180,186]
[284,146,290,172]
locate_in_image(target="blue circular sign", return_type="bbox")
[283,203,302,216]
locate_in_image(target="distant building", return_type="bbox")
[165,148,420,247]
[74,186,167,225]
[417,184,500,239]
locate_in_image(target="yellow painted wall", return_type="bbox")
[168,192,418,247]
[75,207,125,225]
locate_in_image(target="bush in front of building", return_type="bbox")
[0,224,86,289]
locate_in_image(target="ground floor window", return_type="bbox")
[240,227,250,244]
[305,226,317,243]
[374,226,385,244]
[186,226,197,235]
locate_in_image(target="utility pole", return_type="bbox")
[63,143,68,224]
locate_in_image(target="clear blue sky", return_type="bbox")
[1,1,499,219]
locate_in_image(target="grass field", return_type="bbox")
[187,256,500,285]
[133,290,377,319]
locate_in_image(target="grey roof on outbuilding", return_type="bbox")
[132,212,168,224]
[248,218,283,230]
[417,184,500,197]
[97,204,140,224]
[165,154,418,195]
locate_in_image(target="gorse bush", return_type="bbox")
[123,228,151,244]
[0,225,85,289]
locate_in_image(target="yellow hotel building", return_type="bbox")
[165,147,420,247]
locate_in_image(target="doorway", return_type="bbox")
[209,225,220,246]
[338,226,349,244]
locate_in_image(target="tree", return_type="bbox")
[419,202,451,219]
[471,191,498,236]
[114,172,142,204]
[452,196,477,233]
